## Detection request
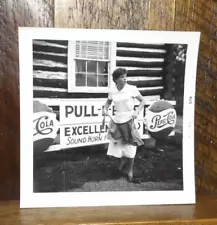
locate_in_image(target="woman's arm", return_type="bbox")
[102,99,113,116]
[132,94,146,119]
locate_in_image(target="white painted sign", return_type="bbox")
[60,119,145,148]
[60,121,144,148]
[59,99,145,148]
[60,122,109,148]
[60,99,144,124]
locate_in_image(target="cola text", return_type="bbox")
[34,116,54,136]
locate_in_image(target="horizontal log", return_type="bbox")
[117,42,166,49]
[33,71,162,82]
[33,69,163,79]
[117,49,166,58]
[33,51,67,57]
[33,78,67,89]
[33,71,67,80]
[139,86,163,91]
[33,90,108,98]
[39,40,68,46]
[34,86,67,92]
[34,86,160,93]
[33,90,163,98]
[33,59,165,74]
[33,52,67,64]
[139,87,163,96]
[127,76,162,81]
[33,69,163,78]
[33,40,68,48]
[117,60,164,68]
[33,59,67,68]
[125,67,162,70]
[33,58,67,73]
[33,86,163,98]
[127,79,163,87]
[117,47,166,53]
[33,43,68,54]
[33,77,162,89]
[33,95,161,106]
[33,65,67,73]
[127,69,163,77]
[116,56,164,62]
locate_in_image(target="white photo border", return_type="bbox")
[19,27,200,208]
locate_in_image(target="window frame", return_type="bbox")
[67,40,116,93]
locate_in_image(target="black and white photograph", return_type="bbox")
[19,28,200,208]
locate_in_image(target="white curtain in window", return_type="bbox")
[75,41,109,60]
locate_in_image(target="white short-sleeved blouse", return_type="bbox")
[108,84,140,123]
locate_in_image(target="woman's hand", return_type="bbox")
[132,110,139,119]
[102,99,112,117]
[102,108,109,116]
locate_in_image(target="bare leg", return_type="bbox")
[119,157,125,171]
[127,158,134,181]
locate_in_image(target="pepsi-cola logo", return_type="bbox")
[145,108,177,133]
[150,110,176,130]
[33,115,54,136]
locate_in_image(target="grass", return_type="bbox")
[33,141,183,193]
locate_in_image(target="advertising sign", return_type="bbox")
[33,111,59,142]
[60,120,145,148]
[59,99,144,148]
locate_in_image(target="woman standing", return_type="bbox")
[102,68,146,181]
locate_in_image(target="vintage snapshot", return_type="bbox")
[19,28,200,208]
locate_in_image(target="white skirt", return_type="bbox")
[107,139,137,159]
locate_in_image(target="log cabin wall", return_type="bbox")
[33,40,68,99]
[116,42,165,99]
[33,40,173,105]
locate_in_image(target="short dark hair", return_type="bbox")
[112,68,127,83]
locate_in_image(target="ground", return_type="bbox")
[33,139,183,192]
[33,116,183,193]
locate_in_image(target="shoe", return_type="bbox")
[127,173,133,182]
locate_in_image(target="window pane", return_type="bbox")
[87,73,97,87]
[98,61,108,73]
[98,75,108,87]
[76,73,86,86]
[87,61,97,73]
[76,60,86,72]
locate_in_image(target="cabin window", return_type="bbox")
[68,41,116,93]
